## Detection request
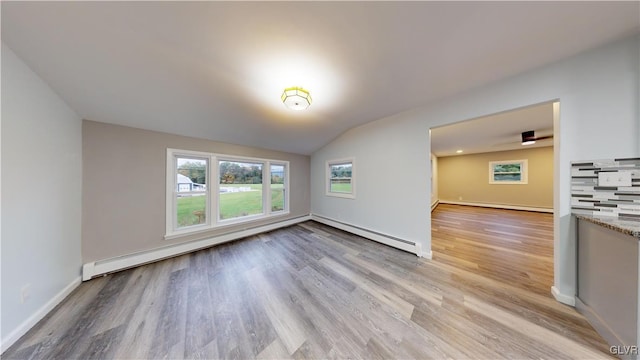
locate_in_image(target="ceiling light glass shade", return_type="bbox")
[282,87,312,110]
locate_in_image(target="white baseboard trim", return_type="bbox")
[1,276,81,353]
[82,215,312,281]
[551,285,576,306]
[422,250,433,259]
[310,214,421,256]
[431,200,439,211]
[439,200,553,213]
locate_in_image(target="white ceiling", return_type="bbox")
[2,2,639,155]
[431,102,554,157]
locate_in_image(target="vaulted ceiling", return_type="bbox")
[2,2,639,155]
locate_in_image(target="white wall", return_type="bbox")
[311,34,639,303]
[311,111,430,250]
[1,45,83,350]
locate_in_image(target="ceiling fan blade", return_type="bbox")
[534,135,553,141]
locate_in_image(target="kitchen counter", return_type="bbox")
[575,215,639,357]
[575,214,640,239]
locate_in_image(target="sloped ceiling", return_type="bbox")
[2,2,638,155]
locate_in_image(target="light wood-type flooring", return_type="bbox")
[3,210,611,359]
[431,203,554,296]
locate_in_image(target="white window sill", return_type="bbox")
[165,211,290,240]
[326,191,356,199]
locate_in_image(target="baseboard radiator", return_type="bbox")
[82,215,312,280]
[311,214,431,259]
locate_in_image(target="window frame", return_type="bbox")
[216,156,266,225]
[166,149,211,237]
[326,157,356,199]
[489,159,528,185]
[269,161,288,214]
[166,149,290,239]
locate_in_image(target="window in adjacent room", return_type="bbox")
[489,159,528,184]
[327,158,355,198]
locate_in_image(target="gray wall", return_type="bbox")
[311,34,640,301]
[82,120,310,263]
[1,45,82,346]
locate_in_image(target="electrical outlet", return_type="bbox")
[21,284,31,304]
[598,171,632,187]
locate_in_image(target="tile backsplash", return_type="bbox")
[571,157,640,218]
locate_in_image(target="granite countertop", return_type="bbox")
[575,214,640,239]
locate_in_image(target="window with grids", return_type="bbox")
[326,158,355,198]
[166,149,289,238]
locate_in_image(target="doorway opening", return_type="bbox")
[429,101,559,296]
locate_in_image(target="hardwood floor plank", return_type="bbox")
[210,270,253,360]
[432,204,554,295]
[184,252,216,358]
[245,268,307,355]
[344,253,442,307]
[255,338,291,360]
[149,268,188,359]
[464,295,609,359]
[77,324,126,360]
[319,256,415,319]
[111,259,175,359]
[91,265,153,337]
[47,270,131,359]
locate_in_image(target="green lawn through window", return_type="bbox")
[330,181,352,193]
[177,184,285,226]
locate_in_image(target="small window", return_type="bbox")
[489,159,528,184]
[327,158,355,198]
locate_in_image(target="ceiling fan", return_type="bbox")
[521,130,553,145]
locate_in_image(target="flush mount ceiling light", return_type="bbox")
[281,87,312,110]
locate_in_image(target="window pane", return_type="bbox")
[176,157,207,228]
[271,164,285,212]
[494,173,522,181]
[493,163,521,173]
[177,195,206,227]
[219,161,263,220]
[330,163,352,193]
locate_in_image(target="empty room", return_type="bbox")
[2,2,639,359]
[430,103,556,296]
